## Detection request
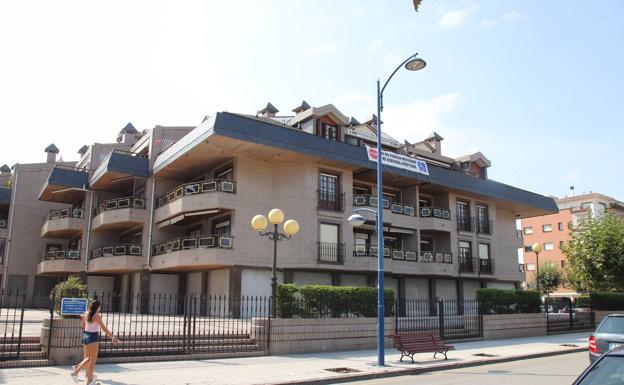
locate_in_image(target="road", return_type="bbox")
[347,351,589,385]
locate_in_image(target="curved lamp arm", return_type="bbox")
[354,207,378,215]
[379,52,419,110]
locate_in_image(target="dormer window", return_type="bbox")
[320,122,339,141]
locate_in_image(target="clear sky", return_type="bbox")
[0,1,622,199]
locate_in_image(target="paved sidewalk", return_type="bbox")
[0,332,590,385]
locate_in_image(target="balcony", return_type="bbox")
[317,242,345,264]
[90,150,149,192]
[478,258,495,274]
[456,215,473,232]
[318,192,345,212]
[36,250,82,275]
[41,208,85,238]
[38,166,89,203]
[476,219,493,235]
[150,234,233,271]
[154,180,236,226]
[458,256,475,273]
[353,194,416,217]
[92,197,146,231]
[419,206,453,232]
[88,244,143,273]
[352,244,453,264]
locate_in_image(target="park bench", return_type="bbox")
[389,332,455,363]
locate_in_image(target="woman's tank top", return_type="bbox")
[84,316,99,333]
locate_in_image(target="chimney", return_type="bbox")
[425,132,444,154]
[44,143,60,163]
[0,164,10,175]
[78,145,89,156]
[258,102,279,118]
[116,122,139,145]
[570,186,575,197]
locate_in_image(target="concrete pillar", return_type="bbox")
[229,266,242,318]
[398,276,406,317]
[428,278,437,316]
[456,279,464,315]
[140,268,150,314]
[200,271,209,316]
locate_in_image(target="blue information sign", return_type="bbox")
[61,298,88,316]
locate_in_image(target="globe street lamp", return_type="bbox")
[251,209,299,317]
[531,243,543,291]
[363,52,426,367]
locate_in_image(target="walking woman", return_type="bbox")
[71,299,119,385]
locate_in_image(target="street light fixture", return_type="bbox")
[354,52,426,368]
[251,209,299,317]
[531,243,543,291]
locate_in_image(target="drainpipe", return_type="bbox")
[83,190,95,272]
[2,167,19,290]
[145,177,156,270]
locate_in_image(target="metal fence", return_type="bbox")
[0,290,26,361]
[397,298,481,339]
[546,297,595,333]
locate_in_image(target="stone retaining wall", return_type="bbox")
[482,313,547,340]
[41,317,83,365]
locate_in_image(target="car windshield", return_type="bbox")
[598,317,624,334]
[579,357,624,384]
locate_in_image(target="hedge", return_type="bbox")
[476,288,541,314]
[276,284,395,318]
[52,276,90,317]
[590,292,624,310]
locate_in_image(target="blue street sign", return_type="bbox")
[61,298,88,316]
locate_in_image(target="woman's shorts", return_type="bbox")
[83,331,100,345]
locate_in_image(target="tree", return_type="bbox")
[564,213,624,292]
[534,262,564,295]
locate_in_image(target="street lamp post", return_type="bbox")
[251,209,300,318]
[349,52,426,367]
[531,243,543,291]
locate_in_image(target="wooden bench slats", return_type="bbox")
[389,332,455,363]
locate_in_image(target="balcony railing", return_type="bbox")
[352,244,453,264]
[456,215,473,232]
[459,256,474,272]
[419,206,451,220]
[352,194,416,216]
[43,250,80,261]
[318,192,345,212]
[476,219,493,235]
[0,219,6,228]
[317,242,345,264]
[156,180,236,208]
[91,244,143,258]
[478,258,495,274]
[152,234,233,256]
[46,207,84,221]
[95,197,145,215]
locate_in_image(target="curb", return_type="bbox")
[269,347,586,385]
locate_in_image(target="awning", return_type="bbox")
[90,150,149,192]
[38,166,90,203]
[156,209,219,228]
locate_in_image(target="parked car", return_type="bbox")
[589,314,624,363]
[574,346,624,384]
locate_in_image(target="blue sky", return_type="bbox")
[0,1,622,199]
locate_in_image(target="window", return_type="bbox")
[559,241,565,249]
[353,186,369,196]
[581,202,592,210]
[420,237,433,252]
[478,243,490,260]
[459,240,472,260]
[186,226,202,238]
[320,223,339,244]
[524,245,533,252]
[319,172,341,210]
[213,218,231,237]
[526,263,536,271]
[300,119,314,134]
[216,167,233,182]
[319,122,339,141]
[558,222,564,231]
[542,224,552,232]
[345,136,359,146]
[383,236,400,249]
[544,242,554,251]
[457,200,471,231]
[476,204,490,234]
[523,226,533,235]
[419,197,432,209]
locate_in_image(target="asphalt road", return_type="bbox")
[347,351,590,385]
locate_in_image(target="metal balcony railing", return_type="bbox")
[91,244,143,258]
[43,250,81,261]
[458,256,474,272]
[46,207,84,221]
[352,244,452,264]
[476,219,493,235]
[318,192,345,212]
[156,180,236,208]
[317,242,345,264]
[478,258,495,274]
[152,234,234,256]
[419,206,451,220]
[0,219,6,228]
[95,197,145,215]
[352,194,416,216]
[456,215,473,232]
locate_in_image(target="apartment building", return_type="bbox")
[0,102,557,308]
[520,192,624,297]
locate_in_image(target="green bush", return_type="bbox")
[276,284,395,318]
[477,288,541,314]
[52,276,89,317]
[576,295,591,308]
[590,292,624,310]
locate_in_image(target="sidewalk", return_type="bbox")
[0,332,590,385]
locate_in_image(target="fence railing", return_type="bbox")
[318,192,345,211]
[352,245,453,264]
[0,290,26,361]
[352,194,416,216]
[397,298,481,339]
[43,250,80,261]
[152,235,233,256]
[45,207,83,221]
[95,196,145,215]
[476,219,493,235]
[317,242,345,264]
[156,180,236,208]
[420,206,451,220]
[91,244,142,258]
